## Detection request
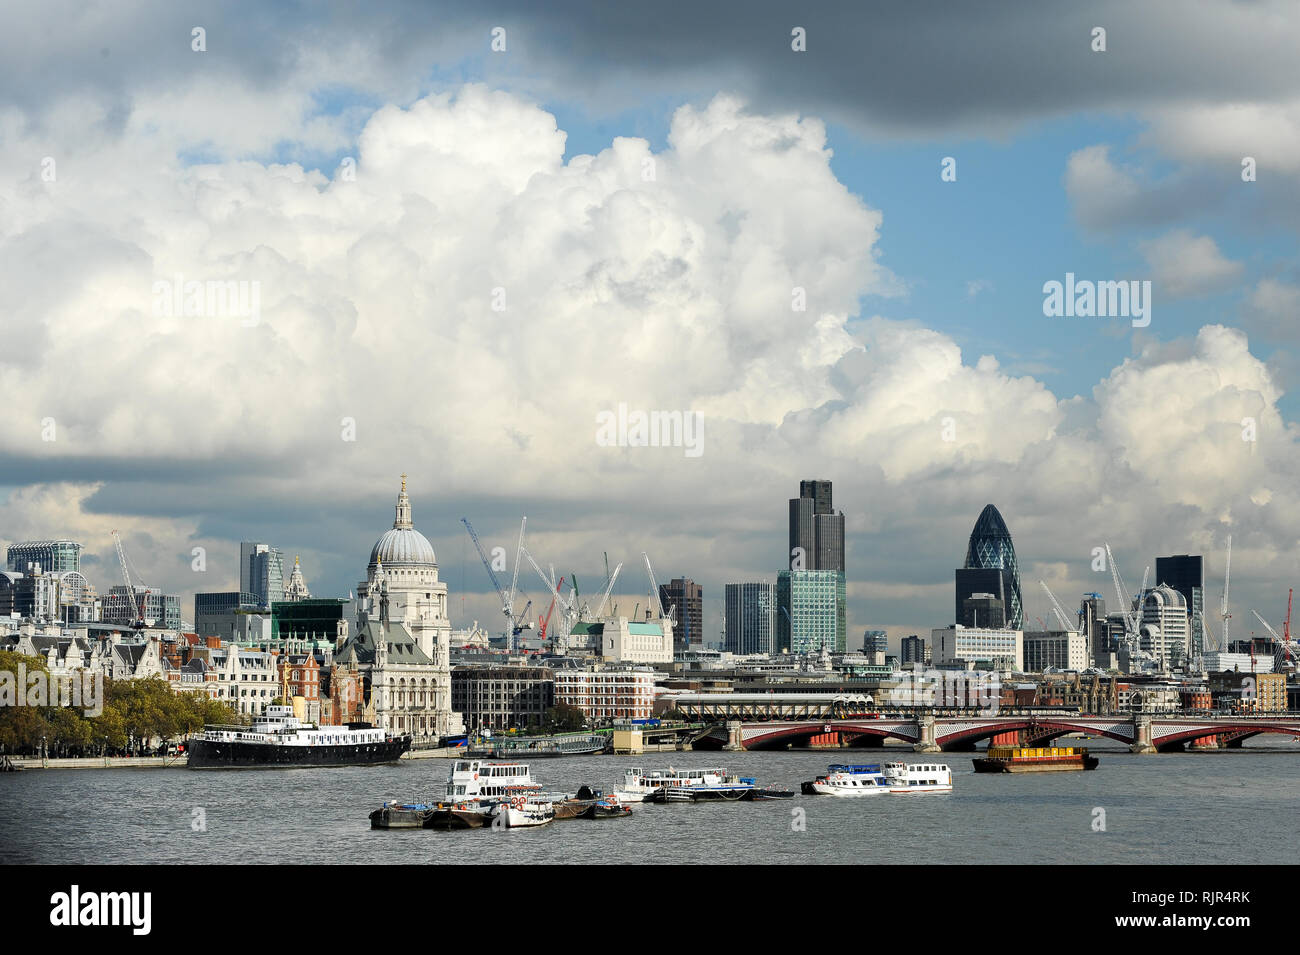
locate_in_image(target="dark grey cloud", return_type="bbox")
[5,0,1298,142]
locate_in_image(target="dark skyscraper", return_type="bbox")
[725,582,776,654]
[1155,554,1204,656]
[958,505,1023,630]
[789,479,845,571]
[954,567,1008,626]
[659,577,703,652]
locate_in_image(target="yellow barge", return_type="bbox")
[972,745,1099,773]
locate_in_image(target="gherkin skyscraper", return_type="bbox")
[962,504,1023,631]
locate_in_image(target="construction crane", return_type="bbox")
[1250,609,1282,642]
[521,546,578,653]
[1198,610,1218,654]
[1103,543,1137,651]
[539,575,565,646]
[110,530,148,629]
[594,562,623,619]
[1284,589,1297,668]
[1219,535,1233,650]
[1252,595,1298,669]
[642,553,666,620]
[507,518,527,628]
[1038,580,1075,631]
[461,518,531,644]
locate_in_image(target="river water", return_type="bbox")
[4,739,1298,864]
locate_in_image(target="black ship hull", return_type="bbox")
[187,735,411,769]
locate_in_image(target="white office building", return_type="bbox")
[931,625,1023,672]
[1023,629,1090,672]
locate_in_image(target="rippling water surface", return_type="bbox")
[4,740,1298,864]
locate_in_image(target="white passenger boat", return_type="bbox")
[801,764,891,797]
[883,761,953,793]
[444,760,543,803]
[615,767,755,803]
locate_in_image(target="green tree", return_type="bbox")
[89,707,128,752]
[48,707,92,755]
[542,703,587,733]
[0,651,52,752]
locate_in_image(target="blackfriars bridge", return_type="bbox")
[668,695,1300,754]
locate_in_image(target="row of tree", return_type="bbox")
[0,651,240,757]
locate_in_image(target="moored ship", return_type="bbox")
[883,760,953,793]
[972,745,1099,773]
[801,764,891,796]
[187,705,410,769]
[615,767,754,803]
[802,761,953,795]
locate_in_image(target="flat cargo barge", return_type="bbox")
[972,745,1099,773]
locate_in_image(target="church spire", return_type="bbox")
[394,473,413,529]
[285,554,311,601]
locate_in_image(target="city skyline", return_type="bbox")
[0,486,1267,654]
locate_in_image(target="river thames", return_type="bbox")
[4,741,1298,865]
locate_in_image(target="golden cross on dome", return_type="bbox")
[400,472,407,493]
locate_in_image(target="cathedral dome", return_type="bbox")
[370,527,437,567]
[368,475,437,568]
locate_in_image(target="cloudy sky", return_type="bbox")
[2,1,1299,648]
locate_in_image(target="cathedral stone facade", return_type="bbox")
[333,476,462,739]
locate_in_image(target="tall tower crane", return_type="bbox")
[539,576,565,646]
[594,562,623,619]
[111,530,148,629]
[460,517,531,645]
[1219,535,1233,650]
[1103,543,1138,651]
[522,547,577,653]
[1038,580,1075,631]
[642,553,666,620]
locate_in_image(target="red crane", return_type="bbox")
[539,575,565,646]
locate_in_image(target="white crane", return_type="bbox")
[1219,534,1233,650]
[1103,543,1138,651]
[1250,609,1281,642]
[1198,610,1218,654]
[111,530,148,629]
[1038,580,1075,632]
[642,552,665,620]
[505,517,526,624]
[593,562,624,619]
[521,546,579,653]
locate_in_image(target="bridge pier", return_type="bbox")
[913,712,942,754]
[1130,714,1156,754]
[723,720,744,752]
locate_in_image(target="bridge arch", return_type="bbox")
[742,721,917,751]
[1151,722,1300,751]
[935,719,1135,749]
